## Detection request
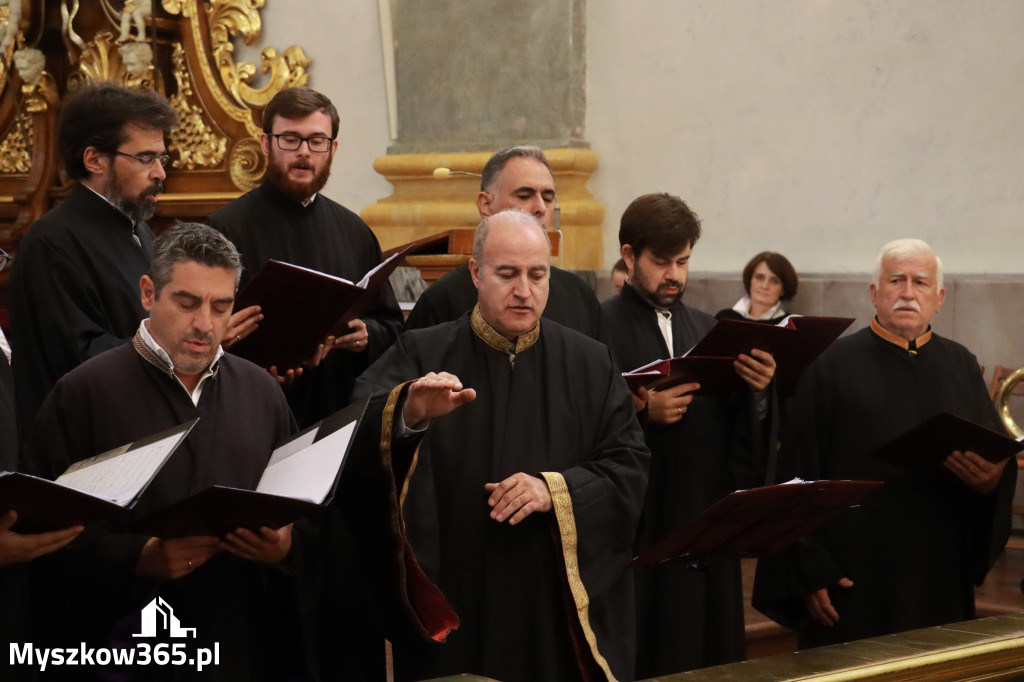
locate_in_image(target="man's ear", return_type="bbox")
[83,147,109,178]
[259,133,271,156]
[621,244,636,274]
[140,275,156,311]
[469,258,482,290]
[476,191,493,218]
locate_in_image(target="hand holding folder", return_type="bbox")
[0,420,196,534]
[129,399,368,538]
[229,249,409,370]
[870,412,1022,478]
[622,315,854,397]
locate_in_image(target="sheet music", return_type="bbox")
[266,428,319,467]
[356,252,401,288]
[56,428,189,506]
[281,261,354,285]
[629,357,670,373]
[256,421,357,503]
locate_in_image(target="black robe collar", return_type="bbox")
[256,179,318,214]
[870,316,933,354]
[470,305,540,355]
[131,329,222,381]
[72,181,141,239]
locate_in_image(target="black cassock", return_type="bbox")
[208,181,404,428]
[405,262,604,340]
[353,309,649,682]
[602,283,767,677]
[24,335,302,681]
[9,183,153,434]
[753,323,1017,648]
[1,346,32,682]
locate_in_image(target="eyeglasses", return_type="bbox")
[270,134,334,153]
[0,247,9,273]
[113,150,171,167]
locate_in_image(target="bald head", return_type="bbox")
[470,210,551,340]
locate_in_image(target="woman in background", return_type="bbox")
[717,251,798,325]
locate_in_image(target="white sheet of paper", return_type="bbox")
[267,428,319,467]
[56,429,188,505]
[255,421,357,503]
[356,252,401,288]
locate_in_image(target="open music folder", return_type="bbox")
[130,398,368,538]
[0,420,197,534]
[685,315,855,386]
[629,478,883,568]
[229,247,410,369]
[871,412,1023,474]
[622,356,743,396]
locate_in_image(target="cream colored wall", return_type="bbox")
[244,1,1024,274]
[234,1,394,216]
[587,1,1024,274]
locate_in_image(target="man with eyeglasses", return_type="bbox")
[208,86,405,681]
[208,86,403,430]
[8,83,178,436]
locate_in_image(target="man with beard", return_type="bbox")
[208,87,403,428]
[9,83,177,434]
[24,224,303,681]
[753,239,1016,650]
[207,87,404,681]
[404,145,603,339]
[601,193,776,677]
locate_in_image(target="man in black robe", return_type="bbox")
[404,145,603,339]
[753,238,1017,649]
[23,224,301,681]
[353,209,650,682]
[9,84,178,435]
[207,87,403,428]
[1,309,82,682]
[601,193,776,677]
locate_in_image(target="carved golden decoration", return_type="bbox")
[163,0,310,138]
[68,31,119,90]
[0,111,33,174]
[228,138,265,191]
[167,43,227,170]
[22,73,58,113]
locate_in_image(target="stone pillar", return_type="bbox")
[362,0,604,269]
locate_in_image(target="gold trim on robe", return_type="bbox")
[870,316,933,353]
[380,382,459,642]
[540,471,618,682]
[471,305,540,354]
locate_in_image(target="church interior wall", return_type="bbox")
[241,1,1024,381]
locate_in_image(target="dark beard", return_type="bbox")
[107,177,163,224]
[265,153,332,204]
[631,262,685,308]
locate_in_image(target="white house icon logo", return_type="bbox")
[133,597,197,638]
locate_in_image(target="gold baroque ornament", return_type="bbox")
[228,138,265,191]
[167,43,227,169]
[68,31,119,90]
[162,0,311,138]
[0,112,33,174]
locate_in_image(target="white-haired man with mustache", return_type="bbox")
[754,238,1017,650]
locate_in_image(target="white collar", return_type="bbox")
[731,295,785,321]
[138,320,223,404]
